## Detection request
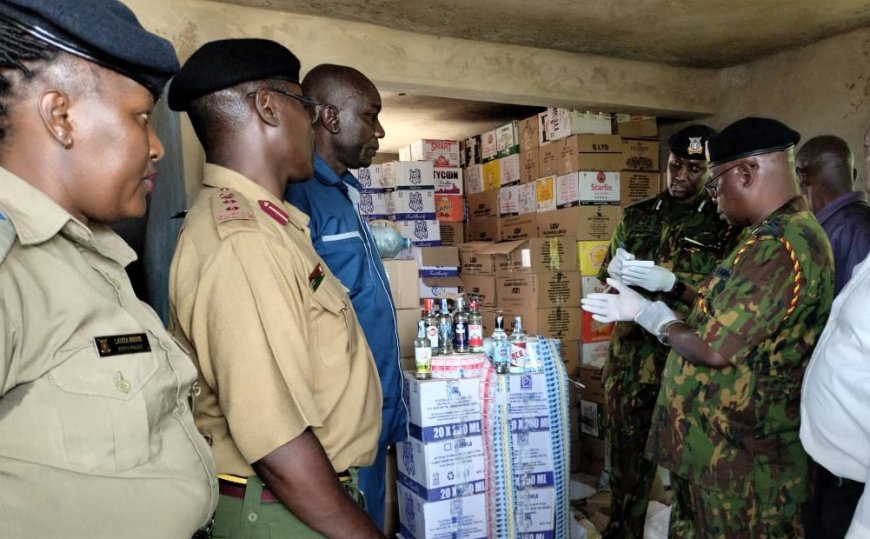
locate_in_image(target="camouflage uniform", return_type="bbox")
[597,193,740,539]
[645,197,834,538]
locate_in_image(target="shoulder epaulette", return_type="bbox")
[0,210,16,266]
[210,188,257,239]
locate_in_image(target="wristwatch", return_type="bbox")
[669,279,686,298]
[656,319,681,346]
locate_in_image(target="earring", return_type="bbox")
[63,137,73,149]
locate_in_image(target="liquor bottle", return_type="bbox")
[423,298,439,353]
[509,315,527,373]
[413,320,432,379]
[468,297,484,353]
[453,295,469,353]
[491,315,510,374]
[437,298,454,355]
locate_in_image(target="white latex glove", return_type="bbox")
[634,300,678,337]
[622,260,677,292]
[581,278,651,323]
[606,247,635,280]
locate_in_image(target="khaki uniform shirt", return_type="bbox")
[169,164,382,477]
[0,168,218,538]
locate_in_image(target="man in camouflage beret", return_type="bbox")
[596,124,740,538]
[584,117,834,537]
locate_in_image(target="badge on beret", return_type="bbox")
[687,137,704,155]
[309,264,325,291]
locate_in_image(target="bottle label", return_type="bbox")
[468,324,483,346]
[426,325,439,348]
[493,342,510,366]
[414,346,432,376]
[454,320,468,348]
[510,342,527,370]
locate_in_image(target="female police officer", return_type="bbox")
[0,2,217,537]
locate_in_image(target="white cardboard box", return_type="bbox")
[389,189,436,220]
[513,430,556,488]
[410,139,461,168]
[545,108,612,141]
[578,171,620,204]
[353,164,388,191]
[394,219,441,246]
[433,167,464,194]
[403,372,483,442]
[481,129,498,162]
[514,487,556,536]
[499,184,520,216]
[464,164,484,195]
[516,183,537,215]
[555,172,581,208]
[396,436,486,500]
[499,153,521,187]
[398,485,488,539]
[384,161,436,190]
[357,191,391,219]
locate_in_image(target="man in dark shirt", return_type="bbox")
[796,135,870,294]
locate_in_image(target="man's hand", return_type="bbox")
[606,248,635,280]
[622,260,677,292]
[581,278,651,323]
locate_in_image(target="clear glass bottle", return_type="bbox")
[423,298,439,353]
[453,295,469,353]
[491,315,510,374]
[437,298,454,355]
[509,315,527,373]
[468,297,484,353]
[413,320,432,379]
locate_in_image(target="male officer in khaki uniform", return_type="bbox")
[0,1,217,538]
[167,39,385,538]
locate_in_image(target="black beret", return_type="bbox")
[0,0,179,98]
[668,124,717,160]
[168,39,302,111]
[707,117,801,167]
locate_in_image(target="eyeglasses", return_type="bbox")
[704,163,741,198]
[246,86,320,108]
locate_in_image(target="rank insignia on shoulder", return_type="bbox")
[212,188,253,224]
[308,263,325,291]
[94,333,151,357]
[258,200,290,227]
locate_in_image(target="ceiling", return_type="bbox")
[214,0,870,153]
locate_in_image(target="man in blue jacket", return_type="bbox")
[285,63,405,531]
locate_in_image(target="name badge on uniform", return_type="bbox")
[94,333,151,357]
[308,263,325,291]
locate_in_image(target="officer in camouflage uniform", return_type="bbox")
[583,117,834,538]
[597,125,740,538]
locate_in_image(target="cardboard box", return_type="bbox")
[419,277,461,300]
[513,487,556,534]
[581,310,614,343]
[438,222,464,246]
[358,191,391,219]
[496,120,520,159]
[622,139,661,171]
[579,398,604,439]
[577,171,620,204]
[519,148,540,184]
[581,341,610,368]
[464,164,484,195]
[555,172,580,208]
[354,164,387,191]
[465,215,500,242]
[559,339,581,374]
[557,152,626,176]
[614,114,658,138]
[499,153,521,187]
[459,241,501,275]
[512,431,556,487]
[498,184,520,217]
[537,110,553,145]
[383,161,436,189]
[495,237,578,275]
[579,435,607,477]
[539,140,560,176]
[502,306,582,341]
[620,171,661,205]
[402,372,483,441]
[497,271,581,308]
[562,133,623,154]
[482,159,501,191]
[578,365,605,402]
[577,240,610,276]
[537,205,622,242]
[434,193,464,223]
[463,135,482,167]
[433,167,463,194]
[410,139,460,168]
[535,175,557,213]
[544,108,612,141]
[396,436,485,499]
[466,189,499,218]
[481,129,498,162]
[397,485,487,539]
[397,308,421,359]
[518,114,540,152]
[516,183,537,215]
[499,214,538,242]
[389,189,436,220]
[394,219,441,247]
[416,246,459,277]
[558,134,624,175]
[398,145,412,162]
[460,274,498,307]
[383,259,420,309]
[581,276,608,297]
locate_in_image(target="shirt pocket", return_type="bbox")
[318,232,374,296]
[48,330,162,473]
[309,279,354,368]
